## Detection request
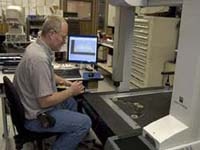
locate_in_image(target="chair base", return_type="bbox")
[14,134,50,150]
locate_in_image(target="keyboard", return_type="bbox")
[54,69,81,78]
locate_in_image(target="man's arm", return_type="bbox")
[55,74,73,86]
[38,81,84,108]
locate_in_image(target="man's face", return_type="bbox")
[51,22,68,51]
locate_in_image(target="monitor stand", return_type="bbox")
[79,63,87,70]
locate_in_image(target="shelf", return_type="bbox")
[3,41,31,44]
[26,16,45,41]
[99,42,113,49]
[98,41,113,75]
[97,62,112,74]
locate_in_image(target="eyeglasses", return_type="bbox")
[52,30,67,41]
[58,32,67,41]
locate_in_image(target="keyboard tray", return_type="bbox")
[54,69,81,78]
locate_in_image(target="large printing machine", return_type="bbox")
[82,0,200,150]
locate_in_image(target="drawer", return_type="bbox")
[134,28,149,37]
[131,68,145,79]
[132,52,146,62]
[130,74,145,87]
[133,48,147,57]
[134,45,148,53]
[132,56,146,64]
[132,58,146,67]
[134,34,148,40]
[135,18,149,24]
[134,24,149,30]
[133,40,148,47]
[135,18,149,26]
[134,45,148,56]
[132,61,146,72]
[134,28,149,34]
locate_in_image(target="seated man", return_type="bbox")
[13,16,91,150]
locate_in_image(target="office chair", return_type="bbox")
[3,76,58,150]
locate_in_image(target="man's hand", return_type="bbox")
[68,81,85,96]
[58,80,73,86]
[39,81,84,108]
[55,74,73,86]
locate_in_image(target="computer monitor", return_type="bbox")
[67,35,98,64]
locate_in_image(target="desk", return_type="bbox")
[54,63,104,91]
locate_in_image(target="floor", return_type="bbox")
[0,75,115,150]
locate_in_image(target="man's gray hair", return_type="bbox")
[41,16,66,36]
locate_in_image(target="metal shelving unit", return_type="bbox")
[26,15,45,40]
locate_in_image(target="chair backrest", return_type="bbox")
[3,76,27,134]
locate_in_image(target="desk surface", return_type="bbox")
[0,68,103,83]
[53,63,104,81]
[98,41,114,49]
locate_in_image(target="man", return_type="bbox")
[13,16,91,150]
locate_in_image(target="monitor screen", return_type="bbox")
[67,35,98,64]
